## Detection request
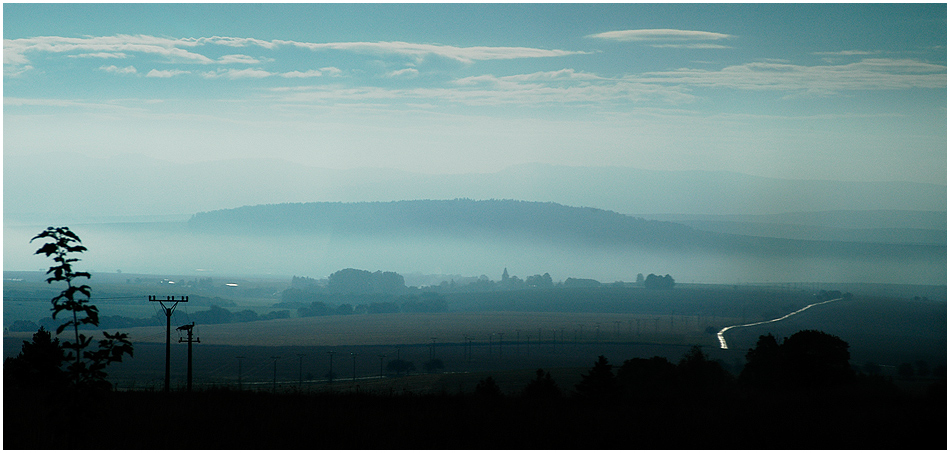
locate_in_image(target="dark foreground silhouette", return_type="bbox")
[6,343,946,450]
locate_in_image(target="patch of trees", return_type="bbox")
[327,268,406,295]
[739,330,854,389]
[5,227,132,393]
[6,328,945,449]
[294,293,448,317]
[562,277,602,288]
[643,273,675,289]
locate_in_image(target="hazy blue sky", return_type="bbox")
[4,3,947,184]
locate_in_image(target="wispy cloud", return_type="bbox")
[274,69,694,107]
[4,34,586,76]
[589,29,733,48]
[279,40,586,63]
[640,58,947,93]
[280,69,325,78]
[70,52,128,59]
[813,50,878,56]
[146,69,190,78]
[386,68,419,78]
[202,68,273,79]
[100,65,137,75]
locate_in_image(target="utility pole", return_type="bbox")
[150,295,187,393]
[350,352,359,382]
[297,353,306,389]
[464,336,471,362]
[176,322,199,392]
[496,333,504,357]
[235,356,245,391]
[378,354,387,378]
[271,356,280,392]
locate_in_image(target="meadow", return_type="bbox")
[4,273,945,393]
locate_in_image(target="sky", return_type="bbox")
[3,3,947,184]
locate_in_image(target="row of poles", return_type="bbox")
[152,295,725,392]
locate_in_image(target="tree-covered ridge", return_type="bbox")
[187,199,697,247]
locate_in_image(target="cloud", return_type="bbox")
[588,29,732,42]
[387,68,419,78]
[639,58,947,92]
[217,54,261,64]
[276,69,694,107]
[320,67,343,77]
[4,34,585,78]
[813,50,878,56]
[146,69,190,78]
[279,40,586,63]
[649,43,732,49]
[100,65,137,75]
[280,69,324,78]
[70,52,128,59]
[202,68,273,79]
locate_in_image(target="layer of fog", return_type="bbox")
[5,222,944,286]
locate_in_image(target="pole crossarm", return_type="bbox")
[150,295,188,393]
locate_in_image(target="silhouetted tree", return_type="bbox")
[741,330,854,390]
[739,333,783,389]
[3,327,68,390]
[522,368,562,400]
[30,227,133,391]
[386,359,415,376]
[474,376,503,400]
[781,330,854,388]
[617,356,678,400]
[575,355,619,401]
[525,273,553,288]
[677,345,733,396]
[423,359,445,374]
[644,273,674,289]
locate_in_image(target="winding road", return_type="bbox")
[717,298,843,349]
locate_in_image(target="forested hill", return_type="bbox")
[187,199,946,263]
[188,199,700,248]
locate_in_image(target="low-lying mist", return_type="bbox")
[4,220,944,285]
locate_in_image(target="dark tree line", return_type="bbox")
[643,273,675,289]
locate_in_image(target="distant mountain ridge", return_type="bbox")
[187,199,944,262]
[188,199,699,249]
[5,153,945,222]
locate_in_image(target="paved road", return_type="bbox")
[717,298,843,349]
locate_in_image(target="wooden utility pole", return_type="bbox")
[297,353,306,389]
[236,356,245,391]
[150,296,187,393]
[271,356,280,392]
[176,322,199,392]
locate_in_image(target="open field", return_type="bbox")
[5,275,944,393]
[104,311,730,347]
